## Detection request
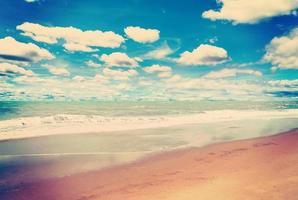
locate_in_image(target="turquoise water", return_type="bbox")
[1,100,298,120]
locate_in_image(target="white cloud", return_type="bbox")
[25,0,39,3]
[204,68,262,79]
[102,68,138,80]
[166,74,182,82]
[0,36,54,62]
[228,61,261,68]
[63,43,97,52]
[143,43,174,59]
[17,22,125,52]
[72,75,85,82]
[158,72,172,78]
[263,27,298,70]
[163,76,264,100]
[0,81,14,90]
[94,74,109,83]
[143,64,172,73]
[143,64,173,79]
[202,0,298,24]
[14,76,56,84]
[208,37,218,44]
[100,52,139,67]
[177,44,229,66]
[138,78,154,87]
[2,71,274,101]
[165,77,265,100]
[85,60,102,68]
[266,79,298,98]
[134,57,143,62]
[114,83,132,91]
[124,26,160,43]
[0,63,34,76]
[268,79,298,87]
[43,64,70,76]
[10,75,119,100]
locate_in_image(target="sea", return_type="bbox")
[1,100,298,120]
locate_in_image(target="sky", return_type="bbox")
[0,0,298,101]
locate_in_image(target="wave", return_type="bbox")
[1,109,298,141]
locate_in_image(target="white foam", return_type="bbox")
[0,109,298,141]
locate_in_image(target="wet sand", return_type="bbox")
[1,128,298,200]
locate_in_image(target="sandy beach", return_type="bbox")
[1,0,298,199]
[1,128,298,200]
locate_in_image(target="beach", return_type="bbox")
[1,128,298,200]
[1,0,298,199]
[1,102,298,199]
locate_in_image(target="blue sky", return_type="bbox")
[0,0,298,101]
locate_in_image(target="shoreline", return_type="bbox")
[1,128,298,200]
[1,109,298,141]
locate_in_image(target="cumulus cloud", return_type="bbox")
[143,64,172,73]
[204,68,262,79]
[124,26,160,43]
[114,83,132,91]
[143,43,174,59]
[85,60,102,68]
[72,75,86,82]
[177,44,229,66]
[94,74,109,83]
[10,75,118,100]
[43,64,70,76]
[102,68,138,80]
[167,77,263,97]
[158,74,266,100]
[263,27,298,70]
[63,43,97,52]
[0,36,54,62]
[17,22,125,52]
[268,79,298,87]
[14,76,55,84]
[158,72,172,78]
[143,65,173,79]
[100,52,139,67]
[166,74,182,82]
[0,63,34,76]
[202,0,298,24]
[266,79,298,98]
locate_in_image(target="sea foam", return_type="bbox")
[1,109,298,141]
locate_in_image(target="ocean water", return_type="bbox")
[1,100,298,120]
[0,100,298,191]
